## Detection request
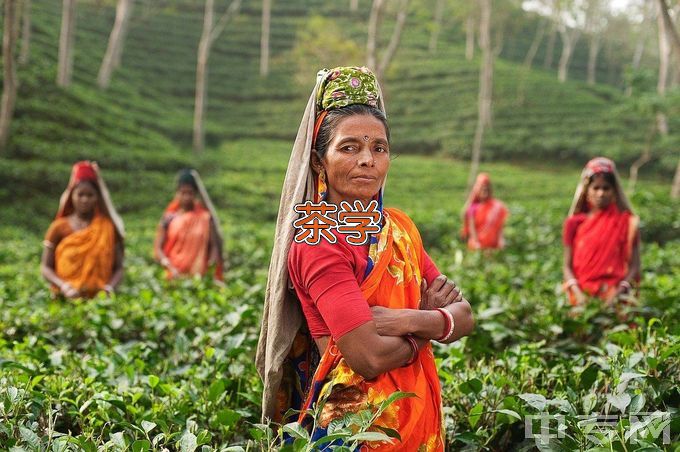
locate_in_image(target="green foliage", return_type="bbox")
[287,15,364,87]
[1,144,678,449]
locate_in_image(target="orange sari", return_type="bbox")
[54,214,116,298]
[297,208,443,451]
[156,200,216,279]
[463,199,508,249]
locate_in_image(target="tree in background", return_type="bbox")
[260,0,271,77]
[428,0,445,53]
[350,0,359,12]
[193,0,241,153]
[556,0,583,83]
[654,0,680,197]
[289,16,363,86]
[524,13,546,69]
[468,0,492,189]
[57,0,76,87]
[366,0,411,83]
[97,0,133,89]
[465,5,476,60]
[19,0,31,65]
[584,0,607,85]
[0,0,19,152]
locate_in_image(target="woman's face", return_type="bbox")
[314,114,390,206]
[478,184,490,202]
[71,182,98,215]
[177,184,197,210]
[587,173,615,210]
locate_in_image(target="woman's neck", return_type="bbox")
[75,210,94,221]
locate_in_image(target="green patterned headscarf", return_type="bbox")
[315,66,380,112]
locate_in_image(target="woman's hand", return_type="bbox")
[370,306,410,337]
[571,286,587,306]
[60,282,80,298]
[420,275,462,310]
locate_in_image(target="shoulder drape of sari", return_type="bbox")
[570,204,637,300]
[156,200,212,278]
[54,214,116,298]
[286,207,443,451]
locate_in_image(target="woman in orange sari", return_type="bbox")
[41,161,125,298]
[461,173,508,250]
[256,67,475,450]
[154,169,224,282]
[563,157,640,306]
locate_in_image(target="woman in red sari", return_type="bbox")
[256,67,475,450]
[154,169,224,282]
[461,173,508,250]
[563,157,640,306]
[41,161,125,298]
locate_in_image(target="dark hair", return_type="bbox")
[177,169,198,190]
[314,104,390,159]
[74,179,100,195]
[588,171,616,186]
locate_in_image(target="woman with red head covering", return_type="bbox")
[563,157,640,306]
[461,173,509,250]
[41,161,125,298]
[154,169,224,282]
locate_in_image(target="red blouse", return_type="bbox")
[288,228,441,340]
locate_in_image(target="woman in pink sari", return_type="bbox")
[154,169,224,282]
[461,173,508,250]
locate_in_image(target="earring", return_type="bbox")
[317,169,328,203]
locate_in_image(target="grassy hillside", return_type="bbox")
[0,0,678,233]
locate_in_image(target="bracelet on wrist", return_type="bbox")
[435,308,453,341]
[436,308,455,342]
[619,280,632,290]
[402,335,419,367]
[565,278,578,289]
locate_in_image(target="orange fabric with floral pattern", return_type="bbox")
[299,208,444,451]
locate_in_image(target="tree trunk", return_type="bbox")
[350,0,358,12]
[628,122,656,193]
[468,0,492,189]
[671,158,680,199]
[632,39,645,71]
[524,18,545,69]
[428,0,444,53]
[57,0,76,87]
[260,0,271,77]
[0,0,19,152]
[97,0,132,89]
[656,0,680,62]
[587,33,600,85]
[465,15,474,60]
[193,0,214,153]
[557,27,579,83]
[192,0,241,153]
[376,0,409,82]
[18,0,30,65]
[656,0,671,136]
[366,0,385,71]
[543,22,556,69]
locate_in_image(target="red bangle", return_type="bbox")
[436,308,455,342]
[436,308,451,341]
[402,335,419,367]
